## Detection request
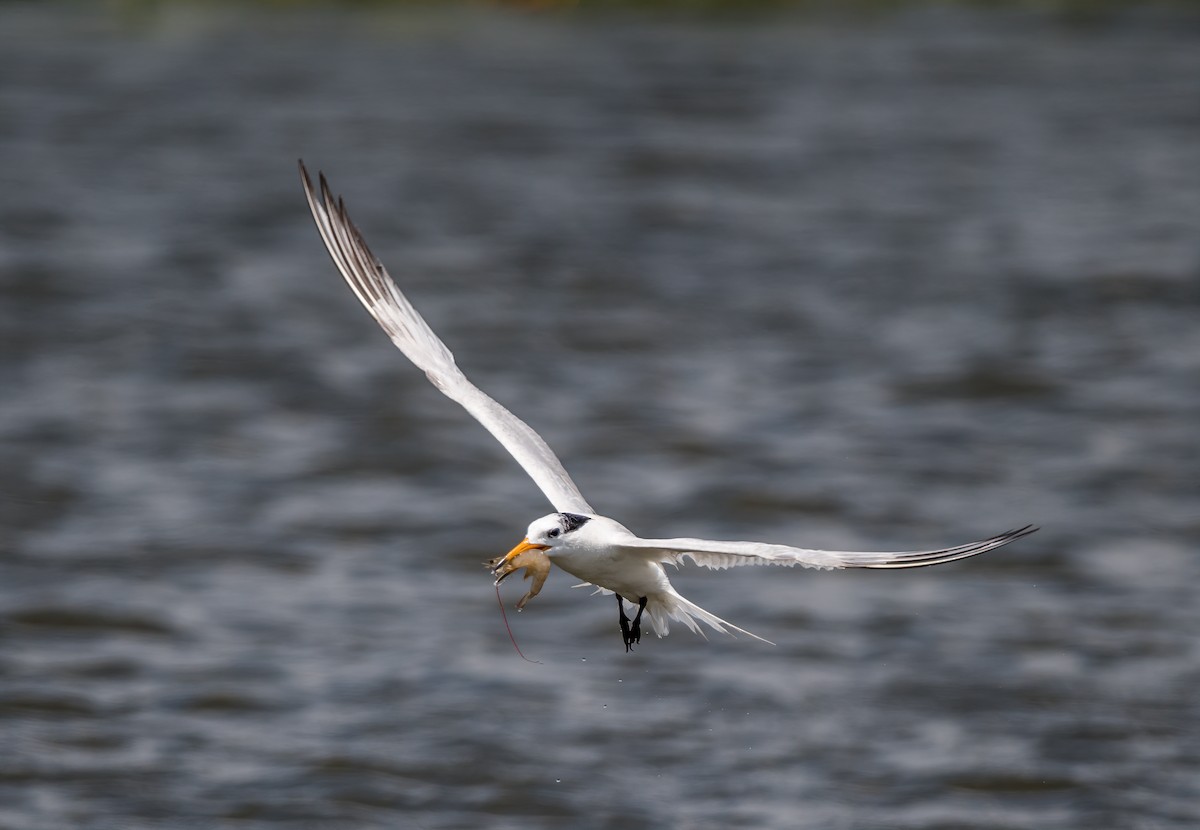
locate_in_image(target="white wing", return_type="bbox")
[620,525,1037,571]
[300,161,594,515]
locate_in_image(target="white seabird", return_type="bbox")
[300,161,1036,651]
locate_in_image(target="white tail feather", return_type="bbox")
[646,590,775,646]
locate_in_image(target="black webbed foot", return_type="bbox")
[617,594,632,651]
[629,596,647,650]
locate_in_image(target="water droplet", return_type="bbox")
[555,779,561,784]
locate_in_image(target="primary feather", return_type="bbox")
[621,525,1038,571]
[300,161,593,516]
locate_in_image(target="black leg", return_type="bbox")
[617,594,632,651]
[629,596,647,649]
[618,595,648,652]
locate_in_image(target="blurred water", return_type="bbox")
[1,4,1198,829]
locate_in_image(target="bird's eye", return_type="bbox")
[547,528,561,539]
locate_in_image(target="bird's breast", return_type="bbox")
[551,548,670,601]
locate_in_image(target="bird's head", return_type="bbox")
[494,512,593,564]
[521,512,593,552]
[487,513,594,607]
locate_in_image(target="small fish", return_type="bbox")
[487,547,551,611]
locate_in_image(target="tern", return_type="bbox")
[299,161,1037,652]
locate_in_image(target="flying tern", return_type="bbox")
[299,161,1037,652]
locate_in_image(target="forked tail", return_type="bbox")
[645,589,775,646]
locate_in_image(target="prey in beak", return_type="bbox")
[486,539,551,611]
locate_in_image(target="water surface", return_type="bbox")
[1,5,1198,829]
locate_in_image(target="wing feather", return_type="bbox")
[300,161,593,515]
[621,525,1037,571]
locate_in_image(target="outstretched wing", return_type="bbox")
[300,161,594,515]
[620,525,1037,570]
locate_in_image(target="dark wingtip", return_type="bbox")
[867,522,1040,569]
[990,525,1038,543]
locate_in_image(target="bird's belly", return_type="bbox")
[552,551,668,601]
